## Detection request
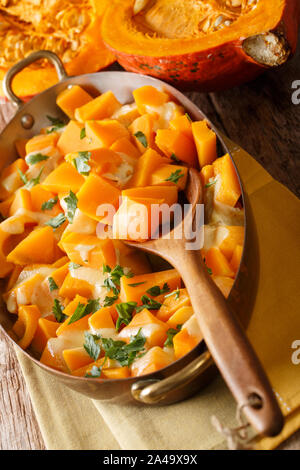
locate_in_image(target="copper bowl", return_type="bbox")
[0,51,258,405]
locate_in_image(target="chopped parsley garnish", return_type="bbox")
[164,288,180,300]
[68,299,100,325]
[165,169,184,184]
[170,153,181,163]
[164,324,182,347]
[203,258,212,275]
[134,131,147,148]
[146,283,170,297]
[48,276,58,292]
[115,301,137,331]
[69,262,81,270]
[103,264,133,295]
[80,127,86,139]
[127,281,147,287]
[45,212,66,229]
[136,295,162,313]
[52,299,66,323]
[185,112,192,122]
[18,167,44,188]
[63,190,78,223]
[205,179,217,188]
[25,153,49,166]
[73,151,91,175]
[83,332,101,361]
[101,328,146,367]
[46,115,65,133]
[103,295,118,307]
[41,196,58,211]
[17,168,28,185]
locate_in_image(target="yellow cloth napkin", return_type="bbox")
[14,139,300,450]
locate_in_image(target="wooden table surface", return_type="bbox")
[0,44,299,450]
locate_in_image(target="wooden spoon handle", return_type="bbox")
[167,245,283,437]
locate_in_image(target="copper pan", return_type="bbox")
[0,51,276,428]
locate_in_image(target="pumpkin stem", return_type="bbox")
[242,31,291,67]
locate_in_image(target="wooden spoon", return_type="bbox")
[125,168,283,437]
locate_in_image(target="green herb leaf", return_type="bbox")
[52,299,65,323]
[164,288,180,300]
[83,332,101,361]
[25,167,44,188]
[17,168,28,185]
[73,151,91,175]
[85,298,100,315]
[170,153,181,163]
[103,295,118,307]
[63,190,78,223]
[103,264,131,295]
[25,153,49,165]
[146,283,170,297]
[127,281,147,287]
[134,131,147,148]
[46,115,65,133]
[68,302,87,325]
[136,295,162,313]
[205,179,217,188]
[80,127,86,139]
[45,212,66,229]
[85,357,107,378]
[185,112,192,122]
[164,324,182,347]
[101,328,146,367]
[165,169,184,184]
[48,276,58,292]
[41,196,58,211]
[203,258,213,275]
[115,301,137,331]
[69,262,82,270]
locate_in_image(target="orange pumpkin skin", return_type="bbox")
[102,1,300,91]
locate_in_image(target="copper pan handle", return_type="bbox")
[3,50,68,109]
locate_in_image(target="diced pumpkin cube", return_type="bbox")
[60,232,116,268]
[88,306,116,333]
[130,148,167,187]
[120,268,181,304]
[25,133,59,155]
[85,120,129,148]
[173,315,202,359]
[56,311,92,336]
[63,347,94,372]
[200,164,214,187]
[110,137,141,159]
[77,173,121,222]
[133,85,169,115]
[50,263,69,289]
[167,306,194,329]
[0,195,14,218]
[57,120,99,155]
[169,114,193,140]
[219,226,244,260]
[129,114,157,154]
[59,272,94,299]
[63,295,88,316]
[65,148,123,176]
[0,159,28,200]
[5,272,45,313]
[191,120,217,168]
[212,275,234,299]
[12,305,41,349]
[5,265,23,292]
[15,138,28,158]
[113,240,151,275]
[42,162,85,194]
[213,154,242,207]
[156,288,191,322]
[103,367,130,379]
[56,85,93,119]
[9,188,32,217]
[155,129,197,167]
[113,196,163,241]
[31,317,59,354]
[118,309,169,348]
[131,346,173,376]
[71,356,115,377]
[52,256,69,268]
[204,247,235,278]
[230,244,243,273]
[151,164,188,191]
[40,339,67,372]
[29,185,61,216]
[74,91,121,122]
[122,185,178,206]
[7,226,56,265]
[111,103,140,127]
